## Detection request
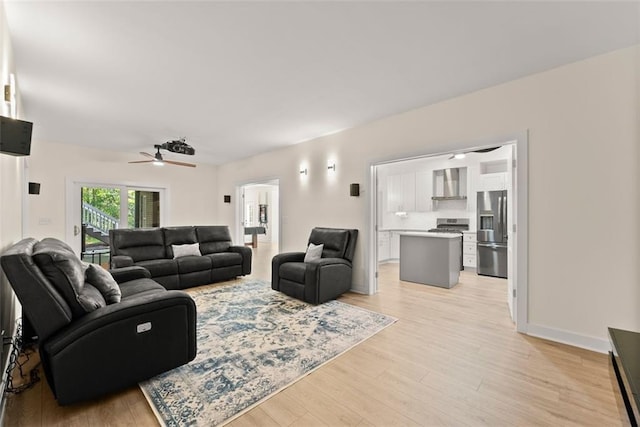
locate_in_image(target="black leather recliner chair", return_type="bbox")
[272,227,358,304]
[0,237,197,405]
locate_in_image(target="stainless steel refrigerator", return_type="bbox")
[477,190,508,278]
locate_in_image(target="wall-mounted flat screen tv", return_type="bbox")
[0,115,33,156]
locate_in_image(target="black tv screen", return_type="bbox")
[0,115,33,156]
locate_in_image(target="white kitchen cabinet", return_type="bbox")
[378,231,390,262]
[389,231,400,260]
[386,173,415,212]
[415,171,431,212]
[463,231,477,269]
[386,175,402,213]
[477,172,507,192]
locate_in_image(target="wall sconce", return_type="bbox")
[299,167,307,175]
[5,74,17,118]
[327,162,336,172]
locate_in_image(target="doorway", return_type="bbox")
[237,180,280,250]
[237,180,280,279]
[66,181,166,264]
[369,134,528,332]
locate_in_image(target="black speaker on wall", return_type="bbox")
[350,183,360,197]
[28,182,40,195]
[224,195,231,203]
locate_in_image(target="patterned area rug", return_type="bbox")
[139,279,396,426]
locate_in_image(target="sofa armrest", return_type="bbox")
[310,258,351,268]
[109,266,151,284]
[228,245,252,275]
[111,255,134,269]
[271,252,305,291]
[41,290,196,404]
[304,258,353,304]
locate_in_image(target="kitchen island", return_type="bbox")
[399,232,462,288]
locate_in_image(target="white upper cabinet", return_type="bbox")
[477,159,508,192]
[386,174,402,212]
[415,171,432,212]
[477,173,507,191]
[386,173,415,212]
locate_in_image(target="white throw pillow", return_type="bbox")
[172,243,202,259]
[304,243,324,263]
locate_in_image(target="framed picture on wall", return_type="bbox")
[259,204,267,225]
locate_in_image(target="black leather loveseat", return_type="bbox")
[0,237,197,405]
[109,225,251,290]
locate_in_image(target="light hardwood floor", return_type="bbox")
[4,243,630,426]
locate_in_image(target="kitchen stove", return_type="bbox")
[427,218,469,269]
[427,218,469,233]
[427,227,466,233]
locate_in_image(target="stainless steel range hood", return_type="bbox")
[432,168,467,201]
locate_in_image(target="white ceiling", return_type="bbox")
[4,1,639,165]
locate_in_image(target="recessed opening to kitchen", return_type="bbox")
[372,142,522,328]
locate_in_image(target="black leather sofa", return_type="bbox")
[0,237,197,405]
[109,225,251,289]
[272,227,358,304]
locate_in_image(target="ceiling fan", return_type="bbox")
[129,143,196,168]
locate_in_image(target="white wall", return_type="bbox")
[216,45,640,348]
[0,0,24,411]
[25,140,219,242]
[0,0,23,250]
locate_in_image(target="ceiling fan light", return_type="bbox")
[454,153,466,160]
[153,160,164,166]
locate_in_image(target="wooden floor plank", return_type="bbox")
[3,245,628,426]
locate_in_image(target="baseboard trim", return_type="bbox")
[527,323,611,354]
[349,285,368,295]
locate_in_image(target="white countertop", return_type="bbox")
[398,232,462,239]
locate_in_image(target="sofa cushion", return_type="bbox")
[119,278,166,299]
[110,228,165,262]
[172,243,201,259]
[32,238,91,317]
[308,228,349,259]
[279,262,306,284]
[206,252,242,268]
[196,226,232,254]
[164,227,197,258]
[85,263,122,304]
[176,255,212,274]
[136,259,179,277]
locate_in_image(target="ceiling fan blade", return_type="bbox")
[165,159,196,168]
[140,152,155,159]
[128,160,154,164]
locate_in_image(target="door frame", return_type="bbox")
[65,178,168,255]
[368,130,529,333]
[234,178,281,252]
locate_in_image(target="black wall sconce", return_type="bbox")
[223,195,231,203]
[28,182,41,195]
[350,183,360,197]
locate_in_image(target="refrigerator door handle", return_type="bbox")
[502,193,507,241]
[478,242,507,249]
[498,195,503,236]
